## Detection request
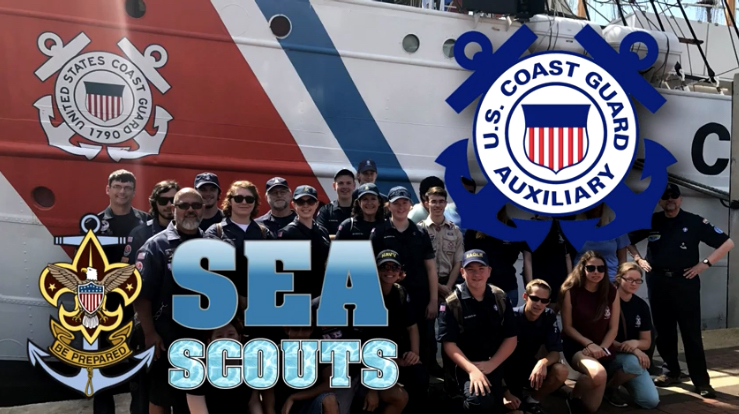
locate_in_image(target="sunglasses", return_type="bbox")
[620,277,644,285]
[231,195,256,204]
[661,193,679,200]
[295,198,317,206]
[175,202,203,210]
[379,264,401,272]
[156,197,174,206]
[528,295,551,305]
[585,265,606,273]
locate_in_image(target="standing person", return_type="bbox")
[522,216,572,307]
[84,169,149,414]
[573,203,629,283]
[603,262,660,409]
[134,188,205,414]
[370,186,439,372]
[407,176,463,227]
[559,251,620,414]
[203,180,272,312]
[464,206,526,306]
[627,184,733,399]
[277,185,331,298]
[503,279,569,414]
[195,172,224,231]
[256,177,297,234]
[335,183,384,240]
[316,168,356,237]
[437,249,518,413]
[352,159,388,204]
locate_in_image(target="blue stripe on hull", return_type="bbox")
[254,0,419,203]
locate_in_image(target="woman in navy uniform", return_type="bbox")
[334,182,384,240]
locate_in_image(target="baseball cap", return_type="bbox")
[462,249,489,267]
[293,185,318,200]
[387,186,412,203]
[663,183,681,198]
[194,172,220,190]
[357,183,379,199]
[334,168,355,181]
[266,177,289,192]
[376,250,401,266]
[357,159,377,174]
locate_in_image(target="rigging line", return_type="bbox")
[659,1,694,77]
[674,0,716,81]
[584,0,611,22]
[615,0,629,24]
[649,0,667,29]
[722,0,739,45]
[723,0,739,71]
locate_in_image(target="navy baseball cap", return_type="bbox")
[663,183,681,198]
[462,249,489,267]
[293,185,318,200]
[357,183,379,199]
[334,168,355,181]
[376,249,401,266]
[358,159,377,174]
[266,177,289,192]
[387,186,412,202]
[194,172,220,190]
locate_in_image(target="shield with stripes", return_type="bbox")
[522,104,591,174]
[78,281,105,314]
[84,81,126,122]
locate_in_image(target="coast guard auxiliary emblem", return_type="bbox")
[437,26,678,251]
[33,31,172,161]
[27,214,154,397]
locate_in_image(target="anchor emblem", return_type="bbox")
[27,214,154,397]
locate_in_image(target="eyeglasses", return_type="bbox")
[528,295,551,304]
[661,193,679,200]
[621,277,643,285]
[175,202,203,210]
[110,184,134,192]
[379,264,401,272]
[156,197,174,206]
[295,198,317,206]
[585,265,606,273]
[231,195,256,204]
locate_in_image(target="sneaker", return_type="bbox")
[695,385,717,399]
[521,401,549,414]
[604,387,629,408]
[654,374,680,387]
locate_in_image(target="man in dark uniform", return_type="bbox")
[352,159,388,204]
[195,172,224,231]
[256,176,297,234]
[627,183,734,399]
[133,187,205,414]
[120,179,179,414]
[437,249,518,413]
[84,169,149,414]
[316,168,356,238]
[276,185,331,298]
[522,216,573,306]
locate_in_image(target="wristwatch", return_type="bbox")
[703,258,712,267]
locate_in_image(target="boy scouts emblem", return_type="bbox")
[436,25,677,251]
[27,214,154,398]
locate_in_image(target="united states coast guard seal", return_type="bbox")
[474,52,638,216]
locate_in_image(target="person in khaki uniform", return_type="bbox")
[417,185,464,379]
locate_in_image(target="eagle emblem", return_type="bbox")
[46,264,136,329]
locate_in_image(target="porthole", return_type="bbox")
[443,39,456,58]
[32,186,55,209]
[402,34,420,53]
[125,0,146,18]
[269,15,292,39]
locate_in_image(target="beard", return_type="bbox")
[271,200,288,210]
[179,216,201,231]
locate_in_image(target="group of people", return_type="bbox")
[83,159,733,414]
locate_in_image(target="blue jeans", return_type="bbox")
[506,289,518,307]
[607,353,660,409]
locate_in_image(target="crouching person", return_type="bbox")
[503,279,569,414]
[263,326,340,414]
[604,263,660,409]
[438,249,518,413]
[186,320,264,413]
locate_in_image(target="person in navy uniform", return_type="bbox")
[437,249,518,413]
[352,159,388,204]
[256,176,297,234]
[502,279,568,414]
[195,172,224,231]
[334,182,385,240]
[133,187,205,414]
[277,185,331,298]
[316,168,356,238]
[627,184,734,399]
[84,169,149,414]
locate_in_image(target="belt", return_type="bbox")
[653,268,682,278]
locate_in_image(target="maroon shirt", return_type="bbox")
[563,284,617,361]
